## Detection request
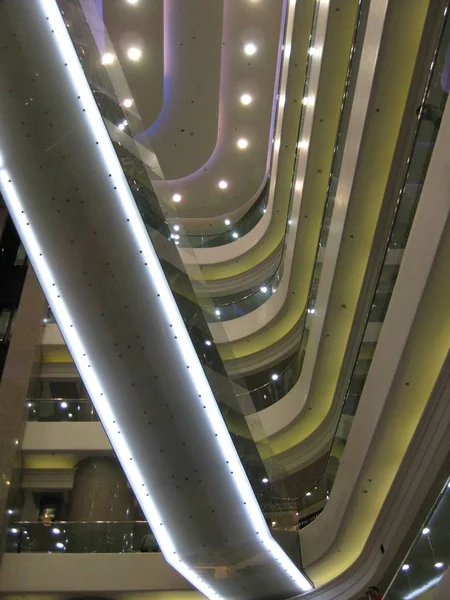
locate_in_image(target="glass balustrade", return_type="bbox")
[287,5,450,516]
[26,399,99,422]
[385,478,450,599]
[4,521,157,554]
[178,181,271,248]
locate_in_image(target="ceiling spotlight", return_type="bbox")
[60,401,68,409]
[118,123,125,131]
[306,492,312,497]
[173,225,180,232]
[240,93,253,106]
[101,53,115,65]
[262,478,269,484]
[260,286,268,293]
[174,240,179,245]
[232,232,239,239]
[224,219,231,226]
[422,528,430,535]
[271,374,279,381]
[402,564,410,572]
[172,193,182,203]
[123,98,133,108]
[52,528,61,535]
[435,562,444,569]
[215,309,221,317]
[244,43,257,56]
[237,138,249,149]
[218,180,228,190]
[127,47,142,61]
[271,521,277,527]
[205,340,212,346]
[55,542,65,549]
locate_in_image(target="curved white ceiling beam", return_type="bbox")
[177,0,309,262]
[147,0,286,218]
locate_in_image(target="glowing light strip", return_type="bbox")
[0,0,313,596]
[403,576,442,599]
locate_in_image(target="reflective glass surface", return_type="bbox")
[26,399,99,422]
[4,521,157,553]
[385,478,450,599]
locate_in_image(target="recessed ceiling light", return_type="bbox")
[101,53,115,65]
[123,98,133,108]
[218,180,228,190]
[237,138,249,150]
[127,0,139,4]
[402,564,410,571]
[215,309,221,317]
[240,93,253,105]
[422,527,430,535]
[305,492,312,497]
[262,478,269,484]
[271,374,279,381]
[224,219,231,226]
[127,47,142,61]
[435,562,444,569]
[172,193,182,203]
[205,340,212,346]
[60,401,68,409]
[232,232,239,239]
[174,240,179,245]
[260,286,268,293]
[244,43,257,56]
[118,123,125,131]
[173,225,180,232]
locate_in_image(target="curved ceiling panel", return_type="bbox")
[102,0,164,129]
[103,0,285,218]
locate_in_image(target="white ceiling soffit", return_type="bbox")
[103,0,286,220]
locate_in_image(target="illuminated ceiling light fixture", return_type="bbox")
[262,478,269,484]
[172,193,181,203]
[224,219,231,226]
[218,180,228,190]
[305,492,312,497]
[205,340,212,346]
[435,562,444,569]
[240,93,252,105]
[237,138,249,150]
[118,122,126,131]
[271,374,279,381]
[123,98,133,108]
[101,52,115,65]
[232,232,239,239]
[422,527,430,535]
[243,43,257,56]
[127,47,142,61]
[402,564,410,572]
[60,401,68,409]
[260,286,268,293]
[173,225,180,232]
[215,309,221,317]
[127,0,139,4]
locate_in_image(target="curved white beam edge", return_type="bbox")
[0,1,312,599]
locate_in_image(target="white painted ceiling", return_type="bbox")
[102,0,285,219]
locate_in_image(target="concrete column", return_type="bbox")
[68,457,133,552]
[0,269,46,557]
